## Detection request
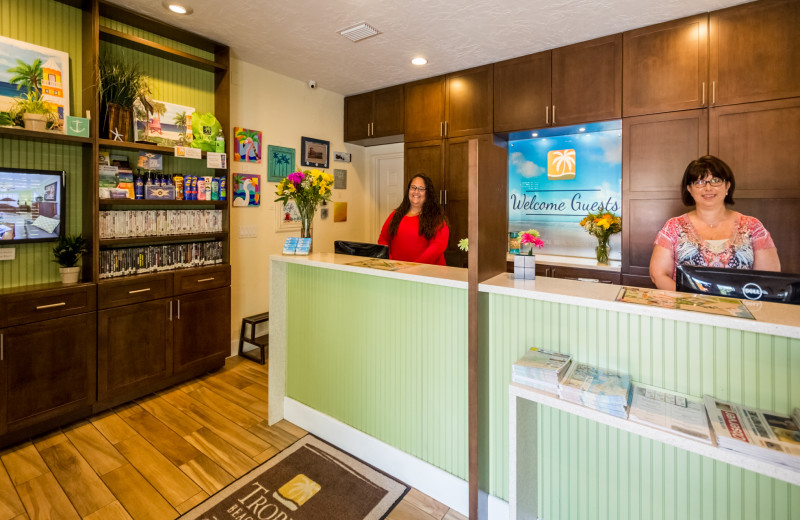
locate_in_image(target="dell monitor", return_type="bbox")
[676,265,800,305]
[0,167,66,243]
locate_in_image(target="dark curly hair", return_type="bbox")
[387,174,446,241]
[680,155,735,206]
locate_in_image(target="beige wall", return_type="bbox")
[228,59,376,344]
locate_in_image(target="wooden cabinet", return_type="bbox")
[0,312,96,437]
[344,85,404,145]
[710,0,800,107]
[494,34,622,132]
[405,66,493,142]
[173,286,230,375]
[623,14,709,117]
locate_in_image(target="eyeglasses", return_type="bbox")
[692,177,725,188]
[409,185,426,192]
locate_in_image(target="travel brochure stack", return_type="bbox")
[511,348,572,395]
[512,349,800,471]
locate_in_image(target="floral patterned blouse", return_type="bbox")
[655,213,775,280]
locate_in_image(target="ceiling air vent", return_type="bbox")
[338,22,380,42]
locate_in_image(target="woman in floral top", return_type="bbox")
[649,155,780,291]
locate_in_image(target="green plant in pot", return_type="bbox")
[98,51,152,141]
[9,90,57,131]
[52,234,87,284]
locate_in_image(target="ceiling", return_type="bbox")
[107,0,750,97]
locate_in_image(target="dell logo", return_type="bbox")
[742,283,764,300]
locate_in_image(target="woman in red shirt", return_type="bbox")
[378,174,449,265]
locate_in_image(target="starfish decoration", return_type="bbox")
[111,128,123,141]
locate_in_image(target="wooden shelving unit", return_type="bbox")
[99,232,227,248]
[98,199,227,208]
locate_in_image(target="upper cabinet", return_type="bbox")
[623,15,709,117]
[344,85,404,145]
[709,0,800,106]
[494,35,622,132]
[405,65,493,142]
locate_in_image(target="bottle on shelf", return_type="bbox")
[211,177,219,200]
[197,177,206,201]
[219,177,226,201]
[134,169,144,200]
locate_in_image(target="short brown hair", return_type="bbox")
[680,155,735,206]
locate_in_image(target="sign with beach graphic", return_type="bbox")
[508,121,622,259]
[0,35,70,125]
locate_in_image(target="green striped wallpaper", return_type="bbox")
[285,264,469,479]
[483,292,800,517]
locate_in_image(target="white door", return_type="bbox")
[374,153,404,238]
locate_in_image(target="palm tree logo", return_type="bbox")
[547,149,576,180]
[7,59,43,95]
[273,474,321,511]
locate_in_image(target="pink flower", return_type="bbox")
[287,172,306,186]
[520,233,544,248]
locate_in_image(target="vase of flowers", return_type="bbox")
[275,169,334,250]
[519,228,544,255]
[579,211,622,264]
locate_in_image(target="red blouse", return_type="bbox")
[378,212,449,266]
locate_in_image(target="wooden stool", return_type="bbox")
[238,312,269,364]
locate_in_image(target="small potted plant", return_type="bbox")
[98,51,152,141]
[9,90,56,131]
[52,234,87,284]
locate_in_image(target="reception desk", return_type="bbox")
[269,254,800,519]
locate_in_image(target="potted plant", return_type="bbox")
[98,51,152,141]
[52,234,87,284]
[9,90,56,131]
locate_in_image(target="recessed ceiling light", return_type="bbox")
[411,57,428,66]
[163,2,193,14]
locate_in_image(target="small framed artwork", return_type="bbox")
[334,169,347,189]
[333,202,348,222]
[232,173,261,207]
[276,200,301,231]
[267,145,296,182]
[334,151,351,163]
[301,136,329,168]
[233,127,263,163]
[44,182,57,201]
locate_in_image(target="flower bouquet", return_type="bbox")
[579,211,621,264]
[519,229,544,255]
[275,169,334,243]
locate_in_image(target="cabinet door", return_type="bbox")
[623,14,708,117]
[710,0,800,106]
[552,34,622,125]
[622,110,708,278]
[494,51,551,132]
[97,298,173,406]
[444,138,471,267]
[373,85,404,138]
[344,92,373,142]
[1,312,96,434]
[173,286,230,375]
[404,76,446,142]
[446,65,493,138]
[404,140,445,194]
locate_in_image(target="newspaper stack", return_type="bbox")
[629,384,714,444]
[704,396,800,470]
[558,362,632,418]
[512,348,572,395]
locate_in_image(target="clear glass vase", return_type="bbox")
[297,202,314,251]
[595,239,610,264]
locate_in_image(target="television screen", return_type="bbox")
[0,168,65,243]
[676,265,800,305]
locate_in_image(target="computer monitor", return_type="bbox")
[676,265,800,305]
[334,241,389,259]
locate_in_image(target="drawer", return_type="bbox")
[98,273,173,309]
[1,284,97,327]
[174,264,230,295]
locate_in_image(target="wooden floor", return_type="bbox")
[0,356,465,520]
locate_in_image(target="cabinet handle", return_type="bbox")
[128,288,151,294]
[552,105,556,124]
[444,190,447,205]
[444,121,448,137]
[439,190,443,204]
[1,333,3,361]
[702,82,705,106]
[177,299,181,319]
[197,277,215,283]
[169,300,173,321]
[440,122,443,137]
[712,81,716,105]
[545,106,549,125]
[367,123,371,136]
[36,302,66,310]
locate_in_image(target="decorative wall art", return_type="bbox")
[334,169,347,189]
[301,136,329,168]
[232,173,261,207]
[234,127,262,163]
[276,200,301,231]
[0,35,70,126]
[333,201,348,222]
[133,99,194,147]
[267,145,296,182]
[334,151,351,163]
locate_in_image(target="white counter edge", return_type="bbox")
[480,273,800,339]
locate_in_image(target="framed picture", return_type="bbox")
[133,99,194,147]
[334,151,351,163]
[233,127,263,163]
[232,173,261,207]
[267,145,296,182]
[334,169,347,189]
[0,35,70,127]
[301,136,329,168]
[44,182,57,201]
[276,200,301,231]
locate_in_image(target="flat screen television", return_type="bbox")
[676,265,800,305]
[0,167,66,243]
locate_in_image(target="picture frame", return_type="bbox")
[233,127,262,163]
[334,151,351,163]
[301,136,329,169]
[334,169,347,189]
[133,99,194,147]
[276,200,301,231]
[267,145,296,182]
[232,173,261,207]
[44,182,57,201]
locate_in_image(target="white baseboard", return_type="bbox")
[284,397,470,517]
